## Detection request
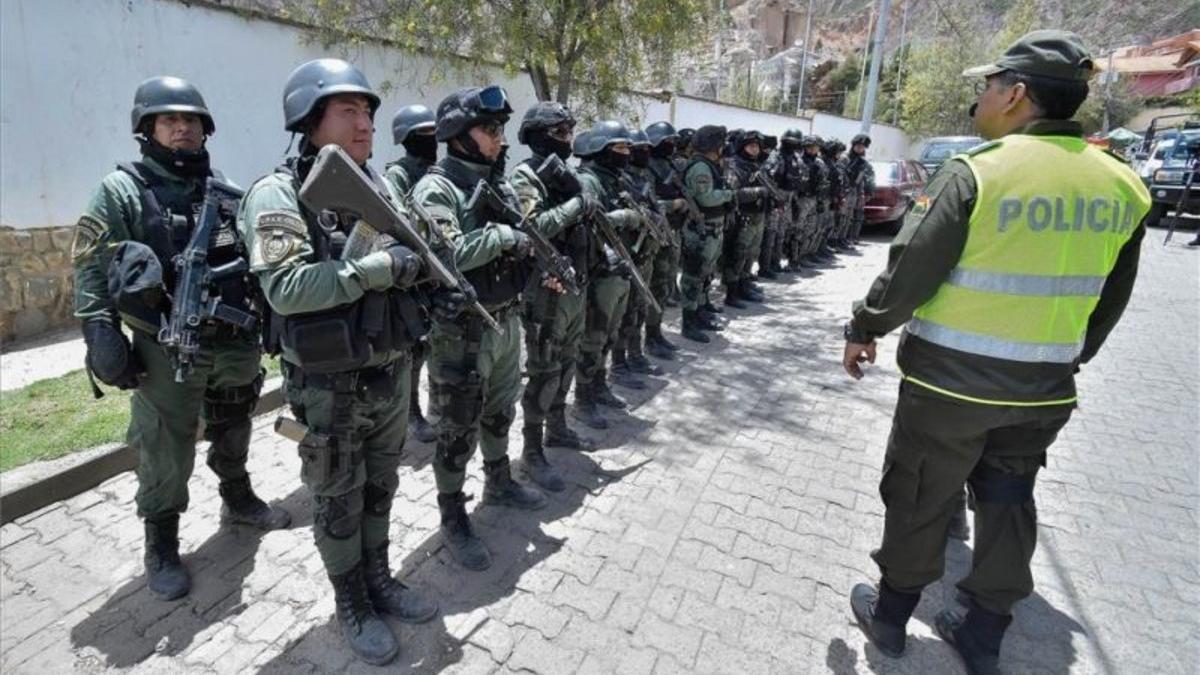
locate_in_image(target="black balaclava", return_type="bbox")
[631,146,651,169]
[403,133,438,163]
[138,135,211,178]
[529,129,573,161]
[597,146,631,171]
[651,140,676,159]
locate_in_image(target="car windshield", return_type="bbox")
[921,140,980,162]
[1161,134,1199,165]
[871,161,900,185]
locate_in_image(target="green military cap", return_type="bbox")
[962,29,1095,81]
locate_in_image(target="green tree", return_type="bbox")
[275,0,707,116]
[811,53,862,115]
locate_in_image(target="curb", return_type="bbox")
[0,378,285,525]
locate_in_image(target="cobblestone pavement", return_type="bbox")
[2,233,1196,674]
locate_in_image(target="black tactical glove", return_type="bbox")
[386,243,423,287]
[82,318,143,390]
[575,193,603,219]
[429,288,468,322]
[604,247,633,279]
[737,187,767,204]
[510,230,534,258]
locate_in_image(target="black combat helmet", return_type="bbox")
[518,101,575,145]
[282,58,380,133]
[630,128,651,147]
[644,121,678,148]
[435,85,514,142]
[677,128,696,148]
[573,120,632,157]
[692,125,727,153]
[131,76,215,135]
[391,104,436,145]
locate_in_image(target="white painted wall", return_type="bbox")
[0,0,539,229]
[0,0,911,230]
[811,112,909,159]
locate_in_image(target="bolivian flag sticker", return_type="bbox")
[911,194,931,219]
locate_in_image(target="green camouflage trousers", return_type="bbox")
[577,273,630,387]
[680,219,723,311]
[129,330,263,520]
[521,284,587,427]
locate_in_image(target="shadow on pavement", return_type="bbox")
[68,487,309,667]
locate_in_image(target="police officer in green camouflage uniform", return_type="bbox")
[798,135,828,265]
[680,125,742,342]
[73,76,291,603]
[509,101,601,493]
[720,130,770,308]
[411,86,548,573]
[843,133,876,247]
[572,122,645,429]
[642,121,688,359]
[385,104,439,443]
[239,59,441,665]
[613,129,666,383]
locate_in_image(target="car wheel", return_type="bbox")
[1145,203,1167,228]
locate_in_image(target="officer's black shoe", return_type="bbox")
[482,457,547,510]
[611,362,647,390]
[681,310,710,343]
[723,289,748,309]
[520,429,566,492]
[144,515,190,600]
[330,564,400,665]
[595,379,630,407]
[437,492,492,571]
[1188,235,1200,247]
[935,604,1011,675]
[850,581,921,658]
[219,477,292,531]
[546,412,597,451]
[947,504,971,541]
[409,409,437,443]
[572,390,609,430]
[628,352,663,376]
[362,541,439,623]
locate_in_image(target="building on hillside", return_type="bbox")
[1102,29,1199,97]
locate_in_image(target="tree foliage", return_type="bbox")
[274,0,707,118]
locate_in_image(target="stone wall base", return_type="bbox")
[1,226,79,347]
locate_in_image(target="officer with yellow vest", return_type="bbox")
[841,31,1150,674]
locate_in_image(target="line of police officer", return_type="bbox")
[74,59,874,665]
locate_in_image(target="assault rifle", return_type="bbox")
[665,169,705,223]
[616,177,671,248]
[467,180,582,296]
[298,144,501,333]
[158,178,257,383]
[589,211,662,316]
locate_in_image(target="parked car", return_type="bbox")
[1146,129,1199,228]
[864,159,928,233]
[917,135,983,174]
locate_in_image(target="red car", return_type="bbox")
[864,159,929,232]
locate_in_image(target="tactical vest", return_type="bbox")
[429,158,530,307]
[385,155,430,195]
[685,156,730,219]
[115,161,253,326]
[519,157,598,286]
[730,157,768,213]
[904,135,1152,405]
[647,157,687,228]
[263,162,428,374]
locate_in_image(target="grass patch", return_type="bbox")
[0,356,282,473]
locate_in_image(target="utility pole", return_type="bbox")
[714,0,725,101]
[860,0,892,133]
[892,0,909,127]
[1103,49,1116,133]
[858,7,875,116]
[796,0,814,117]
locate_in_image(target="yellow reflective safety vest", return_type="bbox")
[903,134,1151,405]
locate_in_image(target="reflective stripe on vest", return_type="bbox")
[905,133,1150,403]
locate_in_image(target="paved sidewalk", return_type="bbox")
[1,234,1196,674]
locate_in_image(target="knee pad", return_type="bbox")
[436,435,474,474]
[315,490,363,540]
[364,474,398,517]
[480,408,514,439]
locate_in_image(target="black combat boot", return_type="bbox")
[697,309,724,332]
[219,476,292,530]
[644,325,677,360]
[330,564,400,665]
[758,265,777,280]
[362,540,439,623]
[546,409,597,451]
[520,424,565,492]
[681,309,710,343]
[850,581,921,657]
[740,280,765,303]
[701,299,723,314]
[409,404,437,443]
[144,515,190,600]
[482,457,547,510]
[594,372,629,408]
[572,384,609,430]
[610,349,646,390]
[935,602,1012,675]
[626,333,663,376]
[437,492,492,571]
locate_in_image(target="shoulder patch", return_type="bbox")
[255,210,306,234]
[910,194,932,220]
[251,209,307,267]
[962,140,1001,157]
[71,214,106,261]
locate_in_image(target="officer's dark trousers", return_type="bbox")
[872,382,1072,616]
